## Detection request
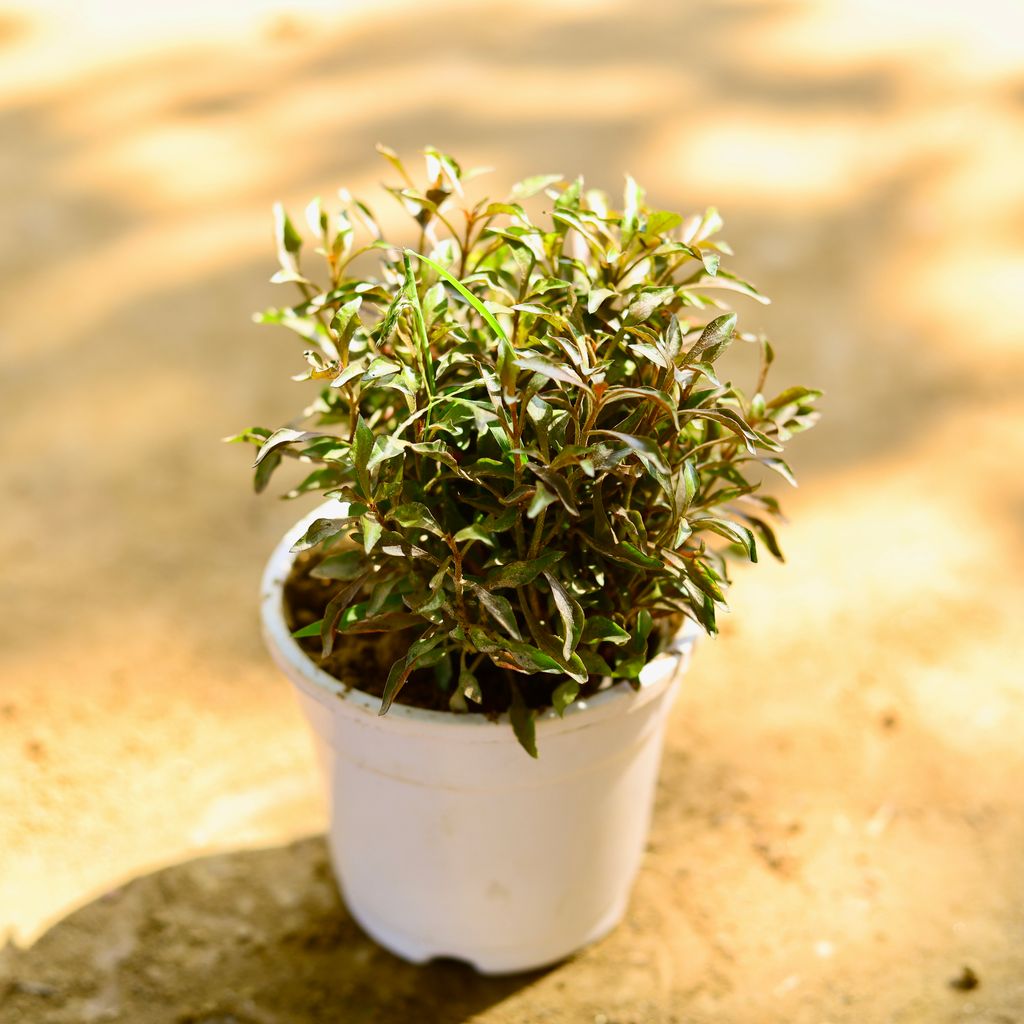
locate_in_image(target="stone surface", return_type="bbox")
[2,1,1023,1021]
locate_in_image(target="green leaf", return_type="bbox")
[602,387,679,428]
[254,428,323,467]
[543,571,584,660]
[286,466,344,499]
[628,340,670,370]
[690,206,723,243]
[403,251,436,395]
[458,666,483,705]
[664,315,684,361]
[378,630,442,712]
[611,655,646,681]
[644,210,682,236]
[407,440,460,470]
[330,297,362,362]
[516,357,590,393]
[291,517,351,553]
[529,466,579,516]
[582,616,630,645]
[321,570,372,657]
[682,460,700,506]
[555,176,582,209]
[744,515,785,561]
[622,174,644,240]
[273,202,302,260]
[346,611,424,635]
[509,684,538,758]
[632,608,654,650]
[687,313,737,363]
[526,484,557,519]
[551,209,604,258]
[486,226,545,263]
[760,457,798,487]
[593,430,669,477]
[361,356,402,383]
[625,286,675,326]
[687,559,726,603]
[291,618,324,639]
[578,648,614,675]
[311,549,367,580]
[224,426,271,447]
[377,291,406,344]
[361,515,383,554]
[353,417,373,497]
[483,201,527,220]
[486,551,564,589]
[614,541,663,570]
[254,450,282,493]
[767,386,822,410]
[500,638,564,675]
[406,631,447,664]
[391,501,442,536]
[692,408,759,454]
[481,507,518,532]
[406,250,512,350]
[511,173,562,199]
[471,585,522,641]
[367,434,406,471]
[380,658,412,716]
[511,303,573,332]
[691,516,758,562]
[453,523,495,548]
[552,679,579,717]
[375,142,413,184]
[331,360,366,389]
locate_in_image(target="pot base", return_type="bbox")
[344,886,628,975]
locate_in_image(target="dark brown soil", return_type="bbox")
[282,548,670,715]
[282,548,440,703]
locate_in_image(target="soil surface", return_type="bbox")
[283,549,671,714]
[3,2,1024,1022]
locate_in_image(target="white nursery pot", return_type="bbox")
[260,502,699,974]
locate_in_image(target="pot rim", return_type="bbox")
[260,500,701,739]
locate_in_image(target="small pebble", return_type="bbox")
[949,965,979,991]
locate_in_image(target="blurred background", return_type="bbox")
[1,1,1022,1021]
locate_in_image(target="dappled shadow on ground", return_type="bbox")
[0,838,543,1024]
[1,0,1020,662]
[3,1,1024,1021]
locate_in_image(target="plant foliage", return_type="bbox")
[232,145,820,754]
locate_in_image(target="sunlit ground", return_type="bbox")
[1,1,1023,1020]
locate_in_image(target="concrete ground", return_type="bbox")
[1,1,1023,1021]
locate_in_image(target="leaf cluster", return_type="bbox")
[231,145,820,755]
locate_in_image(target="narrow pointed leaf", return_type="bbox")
[687,313,736,363]
[471,585,522,641]
[552,679,580,717]
[543,571,584,660]
[486,552,564,589]
[509,684,538,758]
[321,570,372,657]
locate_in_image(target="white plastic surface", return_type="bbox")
[260,501,698,973]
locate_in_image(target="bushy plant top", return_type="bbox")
[233,145,819,754]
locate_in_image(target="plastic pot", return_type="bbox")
[260,501,698,974]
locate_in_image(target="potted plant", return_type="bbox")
[231,145,820,973]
